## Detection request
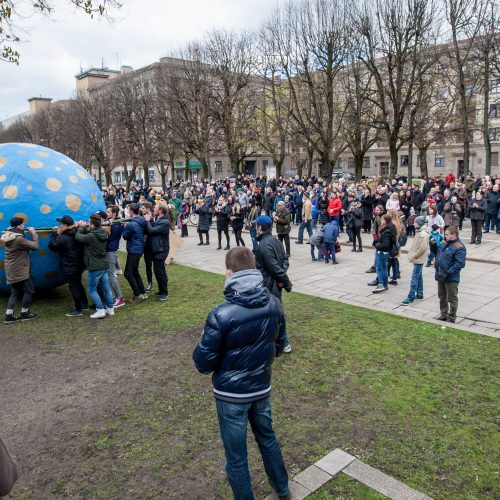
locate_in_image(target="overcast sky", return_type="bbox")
[0,0,279,120]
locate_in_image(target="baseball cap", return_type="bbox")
[252,215,273,228]
[56,215,75,225]
[9,216,25,227]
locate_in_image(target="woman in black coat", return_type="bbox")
[347,200,364,252]
[230,201,246,247]
[195,199,211,245]
[466,192,486,244]
[361,189,374,233]
[214,197,231,250]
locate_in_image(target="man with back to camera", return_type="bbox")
[2,217,38,324]
[193,247,289,500]
[434,226,467,324]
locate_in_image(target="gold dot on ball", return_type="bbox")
[2,185,18,199]
[37,151,49,157]
[61,159,68,165]
[17,150,27,155]
[27,159,43,169]
[46,178,62,191]
[0,157,7,168]
[69,175,78,184]
[0,175,6,182]
[91,193,97,202]
[77,169,88,179]
[40,205,51,214]
[0,212,3,221]
[66,194,81,211]
[13,212,28,223]
[27,185,32,191]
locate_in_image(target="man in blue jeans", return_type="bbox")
[193,247,289,500]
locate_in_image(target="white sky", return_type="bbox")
[0,0,279,120]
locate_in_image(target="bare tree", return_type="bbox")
[356,0,439,179]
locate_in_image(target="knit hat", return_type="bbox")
[414,216,426,227]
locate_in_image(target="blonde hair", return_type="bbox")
[389,209,404,239]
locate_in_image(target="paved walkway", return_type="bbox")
[175,222,500,339]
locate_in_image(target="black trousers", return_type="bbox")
[65,271,88,310]
[153,254,168,295]
[124,252,145,297]
[363,220,371,233]
[352,227,362,250]
[144,247,153,284]
[7,279,34,310]
[198,230,209,243]
[217,226,230,247]
[470,219,483,243]
[277,233,290,256]
[234,228,245,246]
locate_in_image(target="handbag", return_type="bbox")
[335,242,341,253]
[0,438,18,496]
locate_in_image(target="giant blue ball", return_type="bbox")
[0,143,105,293]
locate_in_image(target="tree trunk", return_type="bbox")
[296,159,305,178]
[354,154,363,181]
[125,159,138,191]
[408,142,414,185]
[418,146,428,179]
[389,143,399,179]
[483,51,491,177]
[201,159,210,180]
[307,150,313,178]
[184,153,190,181]
[104,165,112,188]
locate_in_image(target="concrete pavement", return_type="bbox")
[175,221,500,339]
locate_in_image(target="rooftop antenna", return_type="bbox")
[101,57,104,69]
[112,52,120,69]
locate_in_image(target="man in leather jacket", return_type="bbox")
[193,247,289,500]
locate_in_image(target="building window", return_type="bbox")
[490,152,499,167]
[489,128,500,141]
[262,159,268,169]
[400,155,409,166]
[114,172,122,184]
[362,157,370,168]
[347,157,354,169]
[148,168,155,182]
[490,79,500,94]
[214,161,223,172]
[334,159,342,170]
[489,104,498,118]
[435,154,446,167]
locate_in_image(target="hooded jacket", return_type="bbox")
[122,216,147,254]
[375,222,397,253]
[48,227,84,275]
[74,227,109,272]
[1,228,39,284]
[435,238,467,283]
[407,226,429,264]
[192,269,286,403]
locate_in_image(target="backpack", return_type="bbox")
[398,229,408,247]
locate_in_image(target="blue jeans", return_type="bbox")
[216,397,289,500]
[375,251,389,286]
[297,220,312,242]
[249,227,258,252]
[408,263,424,300]
[310,244,323,259]
[88,269,114,310]
[323,242,336,262]
[484,213,496,230]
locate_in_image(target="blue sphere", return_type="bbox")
[0,143,105,293]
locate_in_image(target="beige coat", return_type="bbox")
[1,229,39,284]
[407,227,429,264]
[302,199,312,221]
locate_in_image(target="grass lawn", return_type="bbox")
[1,262,498,499]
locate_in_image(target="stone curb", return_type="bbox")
[265,448,432,499]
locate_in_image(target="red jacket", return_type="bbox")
[445,174,456,187]
[327,198,343,216]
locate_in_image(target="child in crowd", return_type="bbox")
[406,207,416,237]
[323,219,340,264]
[426,224,443,267]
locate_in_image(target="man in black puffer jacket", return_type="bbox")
[49,215,88,316]
[144,203,170,301]
[193,247,289,500]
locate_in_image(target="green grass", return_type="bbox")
[2,260,499,499]
[309,474,387,499]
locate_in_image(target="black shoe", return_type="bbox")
[82,304,90,311]
[66,309,83,317]
[197,242,204,246]
[476,241,481,245]
[425,262,431,267]
[295,241,303,244]
[312,257,317,261]
[366,266,376,273]
[20,311,37,321]
[389,279,398,285]
[484,230,490,233]
[470,240,476,244]
[351,248,356,252]
[217,246,222,250]
[204,242,210,245]
[447,318,456,324]
[368,280,379,286]
[356,248,363,252]
[435,314,448,321]
[4,314,18,324]
[223,246,230,250]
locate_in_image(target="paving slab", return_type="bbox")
[315,448,356,476]
[293,465,332,492]
[265,480,311,500]
[343,459,432,500]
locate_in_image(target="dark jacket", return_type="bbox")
[230,210,245,230]
[375,223,396,253]
[411,190,425,212]
[146,216,170,256]
[274,208,291,235]
[215,205,231,229]
[75,227,109,272]
[1,228,39,284]
[196,205,211,232]
[48,227,84,275]
[435,238,467,283]
[443,202,462,227]
[347,206,363,229]
[361,195,374,220]
[323,221,340,243]
[122,216,147,254]
[255,231,292,299]
[485,190,500,215]
[106,222,123,252]
[466,198,486,220]
[263,192,275,211]
[192,269,286,403]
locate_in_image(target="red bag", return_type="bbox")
[335,242,341,253]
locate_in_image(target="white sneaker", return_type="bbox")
[283,344,292,353]
[90,309,106,319]
[105,307,115,316]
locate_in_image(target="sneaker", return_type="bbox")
[146,282,153,292]
[283,344,292,353]
[435,314,448,321]
[158,294,169,302]
[20,311,37,321]
[415,296,424,300]
[203,242,210,245]
[142,293,149,299]
[105,307,115,316]
[311,257,317,261]
[389,279,398,285]
[447,318,456,324]
[401,298,413,305]
[372,285,386,294]
[217,246,222,250]
[116,268,123,275]
[66,309,83,317]
[425,262,431,267]
[82,304,90,311]
[366,266,376,273]
[132,294,146,303]
[295,241,303,244]
[90,309,106,319]
[367,280,379,286]
[4,314,18,324]
[197,242,204,246]
[113,297,126,308]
